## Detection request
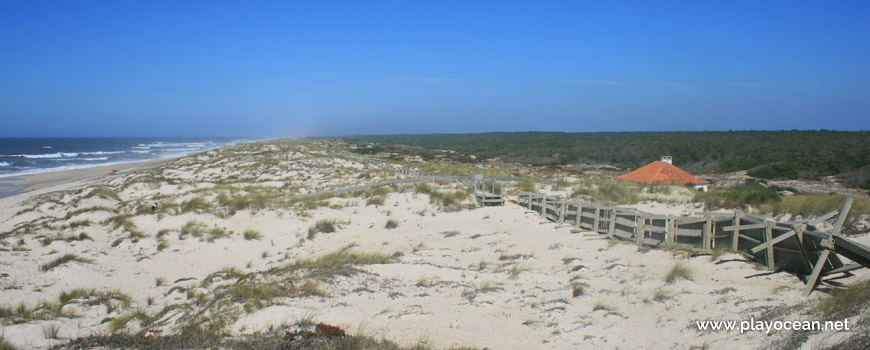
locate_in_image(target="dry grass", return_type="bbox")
[308,219,339,239]
[40,254,94,272]
[385,219,399,229]
[760,194,870,235]
[243,229,263,240]
[664,262,693,284]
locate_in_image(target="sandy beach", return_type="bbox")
[0,159,171,199]
[0,139,867,349]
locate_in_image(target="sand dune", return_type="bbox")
[0,140,866,349]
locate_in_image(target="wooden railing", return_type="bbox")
[516,192,868,296]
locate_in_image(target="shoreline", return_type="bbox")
[0,158,171,199]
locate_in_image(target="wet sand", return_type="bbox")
[0,159,170,199]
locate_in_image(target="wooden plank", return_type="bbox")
[738,233,762,244]
[636,215,645,245]
[541,195,547,216]
[803,249,831,297]
[764,220,775,270]
[731,212,741,251]
[677,217,708,225]
[593,208,601,233]
[822,263,864,276]
[751,229,796,254]
[615,216,637,227]
[831,197,853,235]
[703,217,713,250]
[642,225,668,234]
[723,223,765,231]
[675,229,703,238]
[642,237,664,246]
[808,210,839,225]
[608,208,617,238]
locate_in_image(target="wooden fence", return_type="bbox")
[517,192,870,296]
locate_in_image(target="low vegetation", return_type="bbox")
[384,219,399,229]
[664,262,693,284]
[759,194,870,235]
[570,178,641,205]
[40,253,94,272]
[243,229,263,240]
[308,219,339,239]
[694,182,781,210]
[343,130,870,187]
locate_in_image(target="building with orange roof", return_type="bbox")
[617,156,710,191]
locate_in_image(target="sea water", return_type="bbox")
[0,137,258,178]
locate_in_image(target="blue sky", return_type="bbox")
[1,1,868,137]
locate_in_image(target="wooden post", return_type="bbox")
[528,194,533,210]
[666,216,675,245]
[593,208,601,233]
[802,248,831,296]
[575,204,583,227]
[635,215,644,245]
[764,220,775,271]
[541,195,547,216]
[608,208,617,238]
[731,212,741,252]
[559,202,566,223]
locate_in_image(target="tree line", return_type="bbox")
[341,130,870,188]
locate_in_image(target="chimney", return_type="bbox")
[661,156,672,164]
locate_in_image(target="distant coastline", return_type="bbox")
[0,137,259,179]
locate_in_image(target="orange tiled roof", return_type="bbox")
[616,161,709,184]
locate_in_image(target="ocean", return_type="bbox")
[0,137,258,178]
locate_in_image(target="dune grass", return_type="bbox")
[570,178,642,205]
[759,194,870,235]
[812,279,870,320]
[181,197,212,214]
[384,219,399,229]
[694,183,781,210]
[243,229,263,240]
[308,219,339,239]
[179,220,206,240]
[664,262,693,284]
[40,254,94,272]
[365,195,385,206]
[0,335,18,350]
[107,309,150,333]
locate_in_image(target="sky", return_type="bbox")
[1,1,868,137]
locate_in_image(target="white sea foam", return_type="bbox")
[0,162,9,167]
[0,160,144,178]
[61,152,79,157]
[82,157,109,161]
[42,146,52,149]
[21,153,62,159]
[81,151,125,155]
[131,150,151,154]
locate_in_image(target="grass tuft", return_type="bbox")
[664,262,693,284]
[243,229,263,240]
[40,254,94,272]
[384,219,399,229]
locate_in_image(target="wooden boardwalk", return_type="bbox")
[518,192,870,296]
